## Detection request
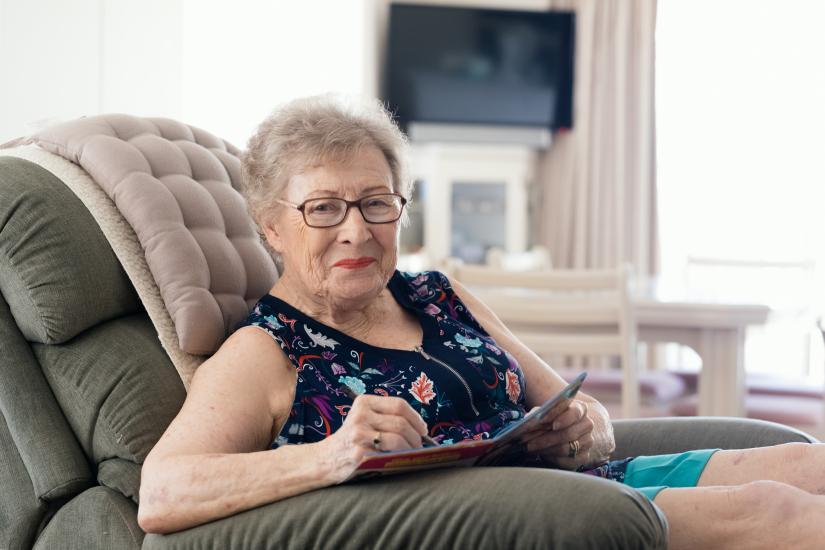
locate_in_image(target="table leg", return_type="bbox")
[696,327,746,417]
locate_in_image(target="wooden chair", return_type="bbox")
[443,260,641,418]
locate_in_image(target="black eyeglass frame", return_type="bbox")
[275,192,408,228]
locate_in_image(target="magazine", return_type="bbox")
[343,372,587,481]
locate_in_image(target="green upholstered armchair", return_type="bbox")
[0,154,817,549]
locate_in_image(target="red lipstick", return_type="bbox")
[333,257,376,269]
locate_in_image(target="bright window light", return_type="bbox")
[656,0,825,378]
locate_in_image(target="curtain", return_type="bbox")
[537,0,659,275]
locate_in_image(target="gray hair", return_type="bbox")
[240,94,412,227]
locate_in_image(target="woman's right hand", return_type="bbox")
[322,394,429,483]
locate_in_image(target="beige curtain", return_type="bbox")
[537,0,659,275]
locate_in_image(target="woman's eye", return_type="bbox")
[366,199,391,208]
[309,201,339,213]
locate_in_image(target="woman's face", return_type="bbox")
[262,145,401,307]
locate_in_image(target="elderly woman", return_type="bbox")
[139,95,825,548]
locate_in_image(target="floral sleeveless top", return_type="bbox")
[237,270,529,448]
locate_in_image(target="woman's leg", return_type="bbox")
[697,442,825,494]
[654,480,824,550]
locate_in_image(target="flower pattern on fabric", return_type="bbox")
[409,372,436,404]
[338,376,366,395]
[505,370,521,403]
[304,325,340,349]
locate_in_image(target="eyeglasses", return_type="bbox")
[276,193,408,228]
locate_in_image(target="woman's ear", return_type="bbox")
[261,219,284,254]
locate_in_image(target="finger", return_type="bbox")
[526,426,595,456]
[525,406,540,417]
[356,395,428,435]
[370,413,424,449]
[346,401,425,449]
[524,431,566,452]
[531,401,571,427]
[372,431,417,453]
[534,432,594,458]
[550,401,588,431]
[521,403,593,443]
[527,418,592,453]
[557,414,594,443]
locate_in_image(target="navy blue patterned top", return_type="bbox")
[237,270,529,448]
[236,269,713,497]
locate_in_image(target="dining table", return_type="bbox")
[633,277,770,417]
[470,276,771,417]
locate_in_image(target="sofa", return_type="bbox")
[0,152,818,549]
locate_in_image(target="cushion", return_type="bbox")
[0,409,48,550]
[33,486,143,550]
[33,314,186,469]
[142,467,667,549]
[28,114,278,355]
[0,293,94,503]
[0,155,140,344]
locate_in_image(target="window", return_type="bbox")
[656,0,825,379]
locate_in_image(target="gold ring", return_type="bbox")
[568,440,580,458]
[372,431,382,451]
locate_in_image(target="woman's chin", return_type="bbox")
[329,267,387,302]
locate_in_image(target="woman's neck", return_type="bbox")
[270,273,391,337]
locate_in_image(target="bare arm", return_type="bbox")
[137,327,322,533]
[448,276,615,467]
[138,327,428,534]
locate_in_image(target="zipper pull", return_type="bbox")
[414,344,431,360]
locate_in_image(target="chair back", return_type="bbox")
[444,260,640,418]
[485,246,552,271]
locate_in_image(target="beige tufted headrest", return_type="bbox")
[30,114,278,356]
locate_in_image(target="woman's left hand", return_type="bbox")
[520,399,595,470]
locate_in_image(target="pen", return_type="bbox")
[339,385,439,447]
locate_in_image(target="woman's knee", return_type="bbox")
[733,480,805,523]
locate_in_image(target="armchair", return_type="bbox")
[0,148,817,549]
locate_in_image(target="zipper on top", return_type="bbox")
[414,344,480,416]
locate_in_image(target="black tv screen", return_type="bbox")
[384,4,575,131]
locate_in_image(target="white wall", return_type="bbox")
[179,0,373,148]
[0,0,373,146]
[0,0,103,140]
[99,0,183,117]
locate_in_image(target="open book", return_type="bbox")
[344,372,587,482]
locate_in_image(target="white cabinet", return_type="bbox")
[409,143,539,265]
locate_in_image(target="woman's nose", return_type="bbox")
[336,205,372,242]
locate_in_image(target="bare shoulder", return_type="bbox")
[145,326,296,462]
[204,326,297,416]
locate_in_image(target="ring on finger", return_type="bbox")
[373,431,382,451]
[568,439,580,458]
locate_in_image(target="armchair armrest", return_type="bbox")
[612,417,818,460]
[142,466,667,549]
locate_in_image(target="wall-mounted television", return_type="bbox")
[384,3,575,133]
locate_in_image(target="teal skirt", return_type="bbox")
[621,449,720,500]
